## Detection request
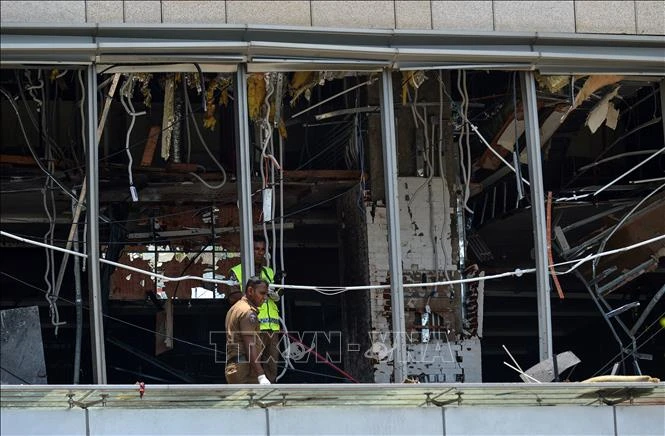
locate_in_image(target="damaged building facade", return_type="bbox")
[1,0,664,398]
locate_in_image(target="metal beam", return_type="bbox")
[86,65,107,383]
[630,284,665,336]
[234,64,254,283]
[520,71,553,361]
[379,69,407,382]
[661,79,665,142]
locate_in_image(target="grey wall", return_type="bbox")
[2,405,664,435]
[1,1,663,35]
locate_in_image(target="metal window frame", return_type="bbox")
[3,24,663,383]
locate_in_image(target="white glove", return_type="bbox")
[258,374,271,385]
[268,289,280,302]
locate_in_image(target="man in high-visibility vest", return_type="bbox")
[229,236,282,383]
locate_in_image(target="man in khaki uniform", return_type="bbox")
[225,276,271,384]
[228,236,282,383]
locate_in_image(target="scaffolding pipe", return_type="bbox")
[85,64,107,383]
[520,71,553,361]
[379,69,407,382]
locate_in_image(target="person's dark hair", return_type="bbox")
[253,235,266,245]
[245,275,267,291]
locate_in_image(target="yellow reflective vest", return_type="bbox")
[230,264,280,331]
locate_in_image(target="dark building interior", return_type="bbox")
[1,66,663,384]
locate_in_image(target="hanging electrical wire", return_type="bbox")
[461,70,473,212]
[119,75,145,202]
[591,181,665,292]
[437,71,453,286]
[0,271,221,356]
[438,76,531,188]
[4,230,661,298]
[0,88,79,204]
[183,85,227,189]
[406,86,436,212]
[17,70,67,164]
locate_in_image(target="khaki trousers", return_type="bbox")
[259,331,280,383]
[225,362,258,384]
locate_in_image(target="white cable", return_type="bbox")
[273,233,665,293]
[0,88,79,205]
[42,183,54,327]
[594,181,665,270]
[120,76,146,201]
[593,146,665,197]
[54,69,68,79]
[25,70,44,109]
[437,72,452,284]
[554,193,592,202]
[290,77,376,119]
[41,131,65,331]
[439,76,530,187]
[81,213,88,272]
[0,231,237,286]
[78,70,86,155]
[407,87,435,209]
[456,72,469,208]
[183,87,227,189]
[49,176,64,331]
[462,70,473,211]
[556,147,665,202]
[553,234,665,275]
[3,231,661,296]
[261,74,274,266]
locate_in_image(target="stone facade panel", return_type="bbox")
[311,1,395,29]
[162,1,226,24]
[227,1,310,26]
[431,0,494,31]
[2,1,85,23]
[494,1,575,33]
[575,0,636,34]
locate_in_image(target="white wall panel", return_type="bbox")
[3,403,664,435]
[88,409,267,435]
[445,405,615,435]
[269,407,444,436]
[1,409,86,436]
[615,405,665,436]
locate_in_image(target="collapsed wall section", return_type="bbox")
[367,178,481,382]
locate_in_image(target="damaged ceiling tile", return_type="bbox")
[585,86,621,133]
